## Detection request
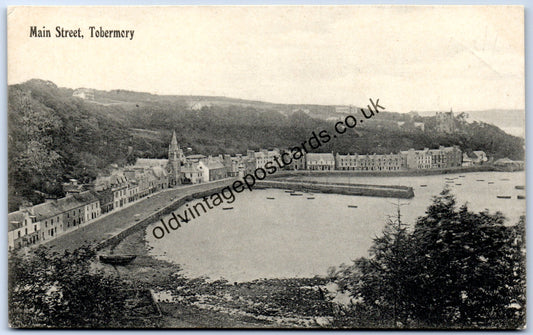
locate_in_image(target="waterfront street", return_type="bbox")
[44,178,236,252]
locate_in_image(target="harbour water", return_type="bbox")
[146,171,525,283]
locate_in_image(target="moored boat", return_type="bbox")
[222,207,234,210]
[420,184,427,187]
[515,185,525,190]
[517,195,525,200]
[347,205,358,208]
[266,197,275,200]
[496,195,512,199]
[99,254,137,265]
[290,193,303,196]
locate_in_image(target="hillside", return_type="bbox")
[7,79,525,212]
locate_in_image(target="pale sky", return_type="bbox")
[8,6,524,112]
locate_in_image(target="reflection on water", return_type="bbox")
[146,171,525,282]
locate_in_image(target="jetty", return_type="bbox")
[257,180,414,199]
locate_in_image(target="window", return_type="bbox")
[45,221,48,227]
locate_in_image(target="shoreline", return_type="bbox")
[104,229,335,328]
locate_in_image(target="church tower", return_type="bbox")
[167,130,184,186]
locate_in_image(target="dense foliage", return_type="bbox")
[8,245,160,328]
[8,79,524,211]
[332,189,526,329]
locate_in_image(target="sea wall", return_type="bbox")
[256,180,414,199]
[96,181,235,250]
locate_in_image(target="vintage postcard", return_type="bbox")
[7,5,525,329]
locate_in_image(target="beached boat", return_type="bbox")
[420,185,427,187]
[517,195,526,200]
[99,254,137,265]
[347,205,358,208]
[290,193,303,196]
[222,207,234,210]
[455,184,462,186]
[284,190,295,193]
[515,185,525,190]
[476,179,485,182]
[496,195,512,199]
[266,197,275,200]
[500,178,510,181]
[307,197,315,200]
[488,182,494,184]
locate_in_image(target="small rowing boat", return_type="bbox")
[99,254,137,265]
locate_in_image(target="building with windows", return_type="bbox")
[306,153,335,171]
[428,146,463,169]
[8,208,39,250]
[249,149,281,170]
[336,153,405,171]
[180,164,203,184]
[401,148,432,170]
[435,110,456,133]
[197,157,228,182]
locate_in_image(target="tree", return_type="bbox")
[335,203,414,328]
[8,245,152,328]
[334,189,526,329]
[408,188,525,328]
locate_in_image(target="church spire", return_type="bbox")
[170,130,178,150]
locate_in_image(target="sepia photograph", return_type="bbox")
[6,5,526,329]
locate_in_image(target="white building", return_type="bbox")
[306,153,335,171]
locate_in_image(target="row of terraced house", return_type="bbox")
[302,146,475,171]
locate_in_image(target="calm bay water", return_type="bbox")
[146,171,525,282]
